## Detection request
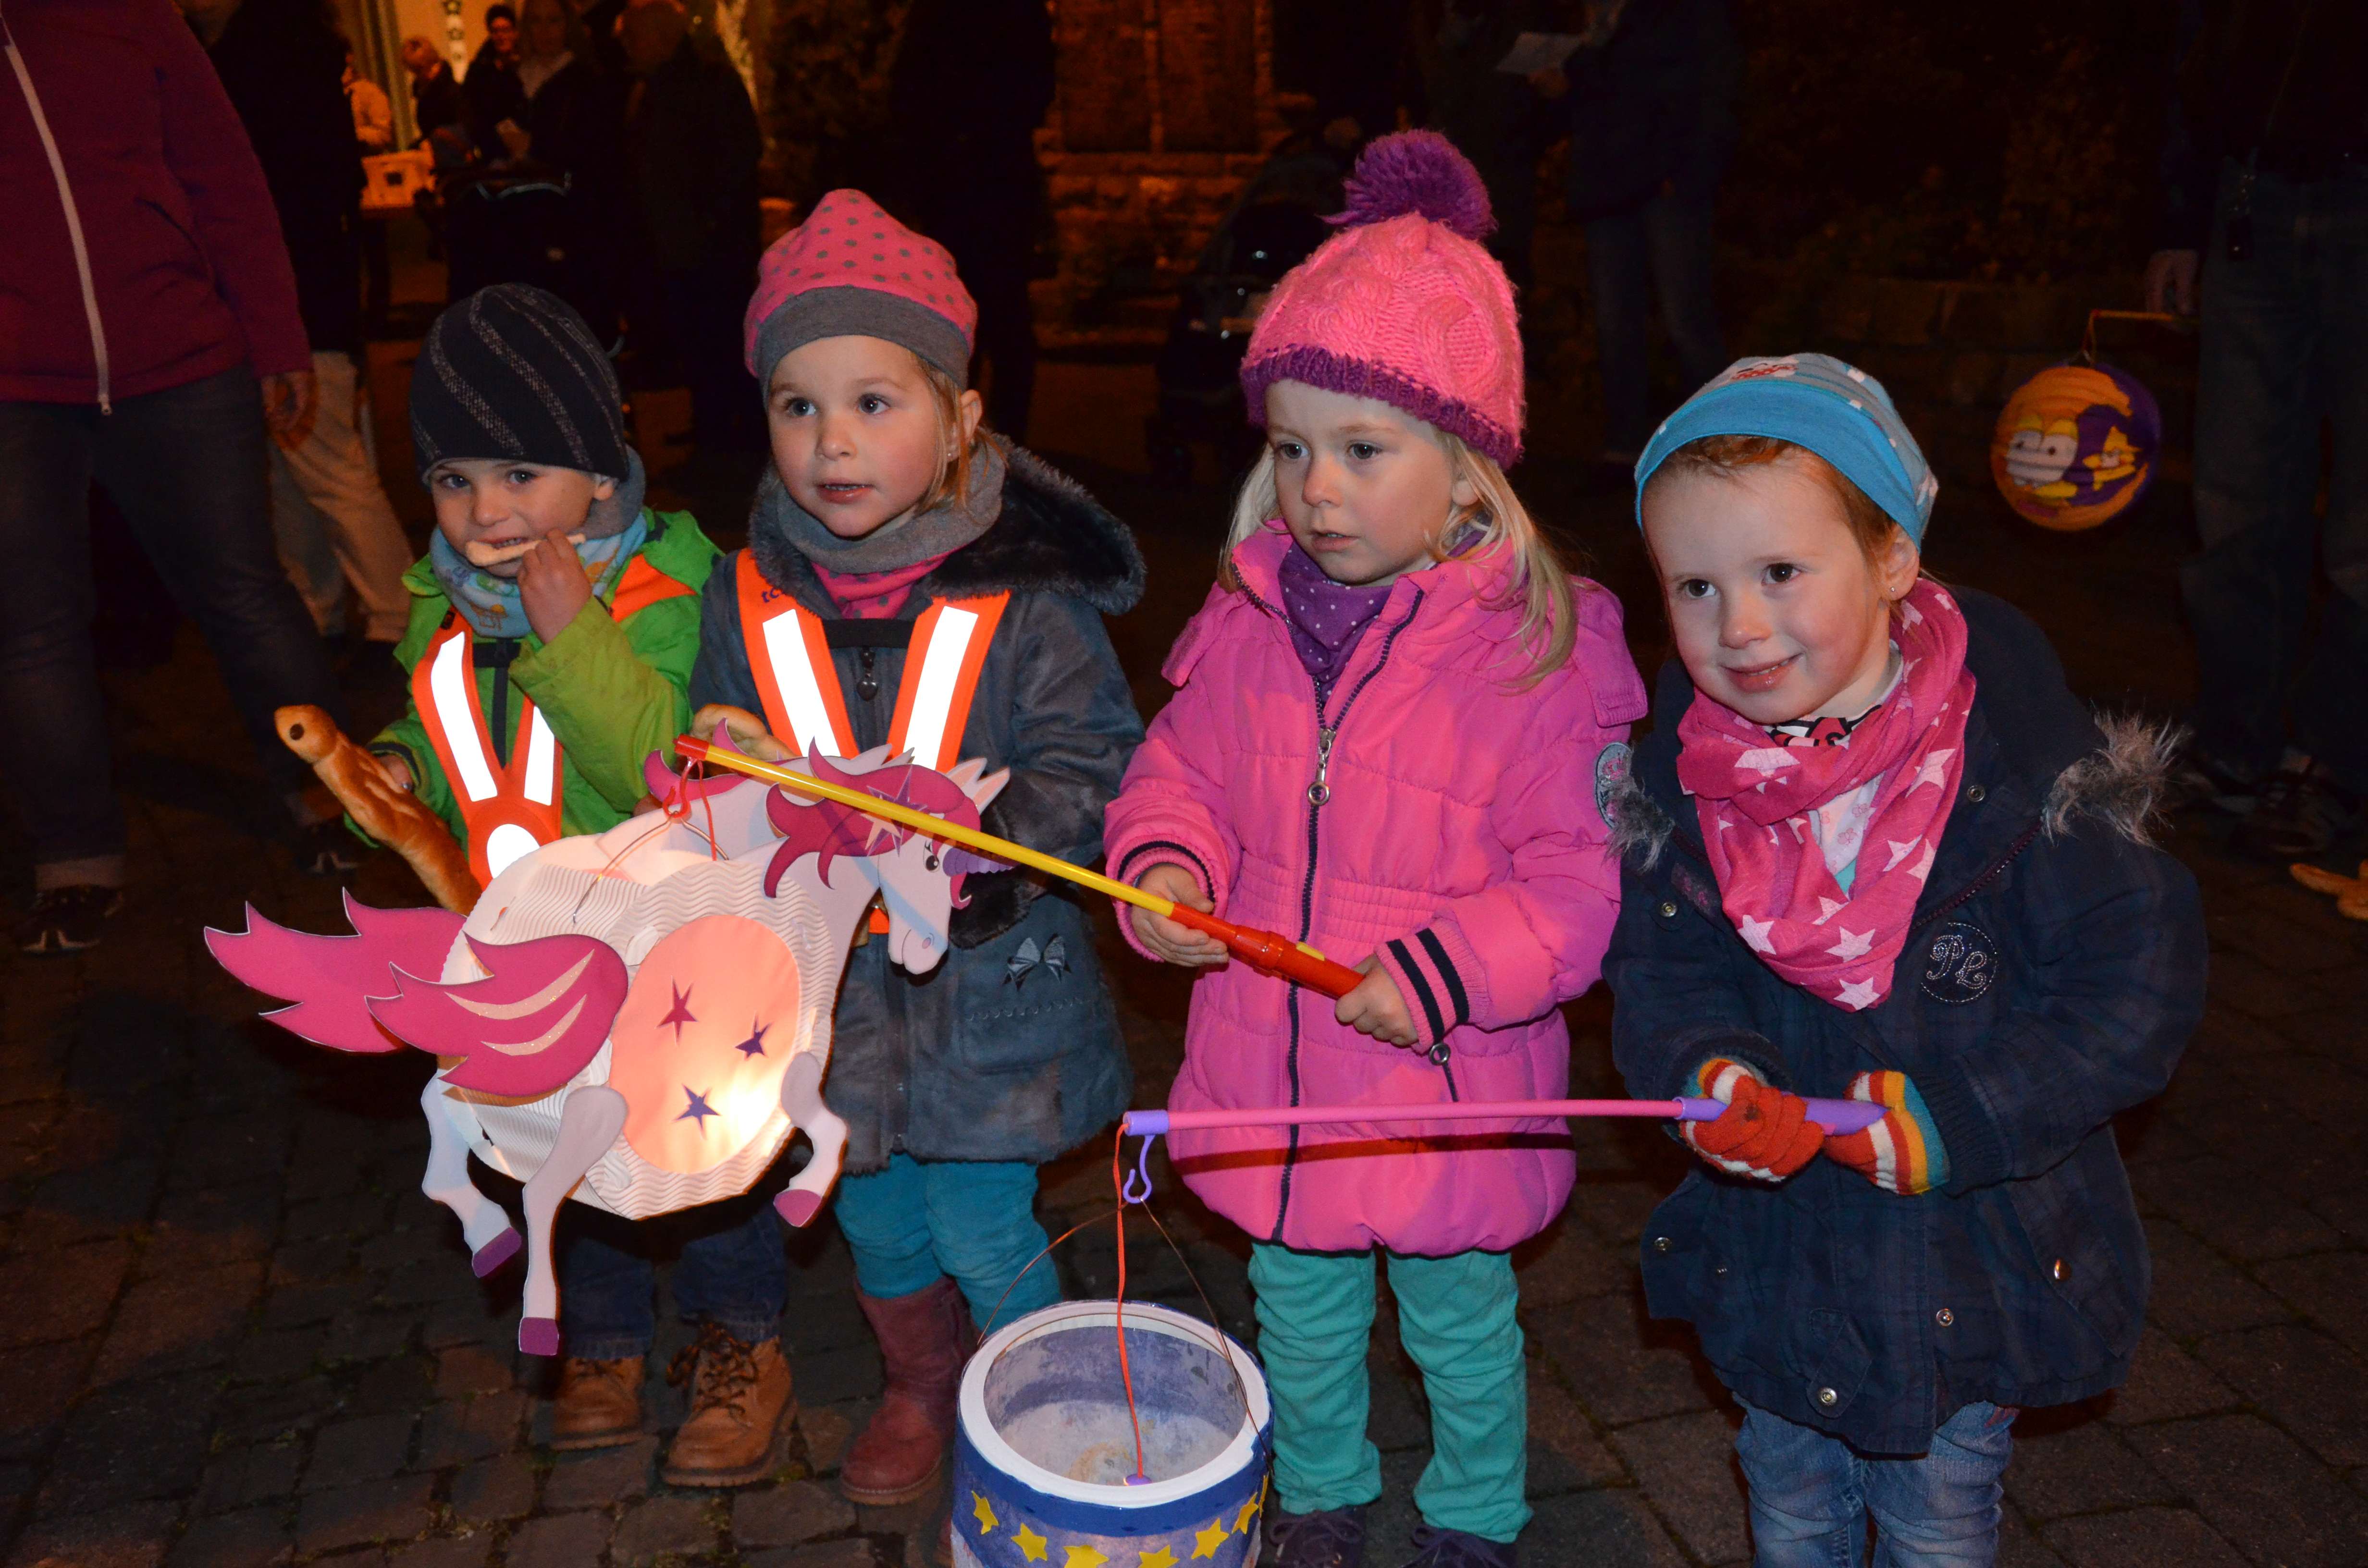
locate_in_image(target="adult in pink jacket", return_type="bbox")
[0,0,342,954]
[1103,132,1646,1568]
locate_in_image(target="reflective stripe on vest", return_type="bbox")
[413,620,566,884]
[733,551,1008,768]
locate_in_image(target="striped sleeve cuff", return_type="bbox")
[1377,927,1475,1050]
[1110,840,1222,964]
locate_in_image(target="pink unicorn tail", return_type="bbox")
[369,932,628,1098]
[205,893,465,1054]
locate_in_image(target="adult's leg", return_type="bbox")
[917,1157,1057,1332]
[270,448,348,637]
[1247,1242,1383,1517]
[1645,184,1729,398]
[666,1192,789,1348]
[2287,177,2368,793]
[1863,1400,2014,1568]
[1387,1249,1529,1544]
[0,401,124,886]
[93,367,343,804]
[2183,166,2325,779]
[1732,1399,1865,1568]
[1584,207,1654,456]
[273,351,416,644]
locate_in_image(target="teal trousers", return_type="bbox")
[833,1154,1061,1331]
[1248,1243,1529,1543]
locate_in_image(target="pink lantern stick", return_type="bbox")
[1122,1096,1887,1139]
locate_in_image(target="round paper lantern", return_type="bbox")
[1990,362,2161,530]
[953,1300,1272,1568]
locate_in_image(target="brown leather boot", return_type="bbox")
[839,1277,974,1505]
[551,1356,645,1451]
[660,1323,797,1487]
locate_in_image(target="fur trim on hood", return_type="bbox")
[751,443,1144,616]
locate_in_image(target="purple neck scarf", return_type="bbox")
[1276,542,1393,698]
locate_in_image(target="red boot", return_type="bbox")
[839,1277,974,1505]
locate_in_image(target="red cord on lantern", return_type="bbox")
[1111,1127,1148,1485]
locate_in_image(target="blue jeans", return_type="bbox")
[556,1193,786,1359]
[832,1153,1059,1330]
[2183,164,2368,788]
[1735,1399,2015,1568]
[1585,185,1728,455]
[0,368,341,874]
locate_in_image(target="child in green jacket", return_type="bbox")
[365,284,717,881]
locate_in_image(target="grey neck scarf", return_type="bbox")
[751,434,1009,575]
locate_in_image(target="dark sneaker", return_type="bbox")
[296,819,363,877]
[2234,759,2362,861]
[2164,743,2262,816]
[1269,1504,1367,1568]
[1400,1526,1516,1568]
[17,885,123,955]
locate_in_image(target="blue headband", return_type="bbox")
[1633,354,1938,544]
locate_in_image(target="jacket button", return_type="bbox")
[1815,1386,1839,1409]
[2051,1258,2068,1281]
[1658,900,1679,919]
[1966,784,1987,803]
[1935,1307,1954,1327]
[1652,1236,1673,1254]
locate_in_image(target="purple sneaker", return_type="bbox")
[1267,1504,1367,1568]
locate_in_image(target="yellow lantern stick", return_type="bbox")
[674,733,1369,998]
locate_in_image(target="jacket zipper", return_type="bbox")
[1266,584,1424,1242]
[3,7,112,413]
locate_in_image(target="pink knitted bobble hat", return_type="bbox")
[1240,131,1523,467]
[741,189,977,387]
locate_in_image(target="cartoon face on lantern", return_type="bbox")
[1990,363,2161,531]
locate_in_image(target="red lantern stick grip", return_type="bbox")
[1161,905,1367,999]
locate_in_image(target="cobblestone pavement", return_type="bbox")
[3,413,2366,1568]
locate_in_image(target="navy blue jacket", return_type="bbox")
[1605,589,2206,1453]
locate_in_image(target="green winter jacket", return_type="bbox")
[367,510,720,850]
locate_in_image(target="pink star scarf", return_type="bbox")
[1676,578,1975,1012]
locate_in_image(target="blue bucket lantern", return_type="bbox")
[953,1300,1273,1568]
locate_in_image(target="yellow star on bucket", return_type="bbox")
[1014,1523,1050,1561]
[1064,1547,1109,1568]
[1235,1493,1263,1534]
[1191,1519,1231,1558]
[972,1493,999,1534]
[1138,1548,1178,1568]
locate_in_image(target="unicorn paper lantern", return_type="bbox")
[1990,362,2161,531]
[209,741,1007,1354]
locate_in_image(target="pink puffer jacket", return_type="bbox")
[1104,526,1647,1255]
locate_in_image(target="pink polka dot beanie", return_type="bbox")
[741,189,977,387]
[1240,131,1524,467]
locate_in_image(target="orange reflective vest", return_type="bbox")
[412,556,693,882]
[732,551,1007,769]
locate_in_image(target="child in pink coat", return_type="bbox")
[1102,133,1646,1568]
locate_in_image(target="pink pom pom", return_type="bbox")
[1332,130,1496,241]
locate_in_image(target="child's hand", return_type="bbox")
[1682,1057,1823,1182]
[376,753,414,792]
[1129,863,1228,967]
[518,535,594,643]
[691,703,796,763]
[1822,1071,1949,1195]
[1335,957,1419,1047]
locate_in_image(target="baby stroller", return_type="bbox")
[1146,140,1343,488]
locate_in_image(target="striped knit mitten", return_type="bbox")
[1821,1071,1950,1195]
[1680,1058,1824,1183]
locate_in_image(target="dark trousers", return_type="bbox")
[556,1192,786,1359]
[0,368,340,871]
[2184,165,2368,789]
[1585,185,1727,456]
[660,251,761,453]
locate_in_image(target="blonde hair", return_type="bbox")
[914,356,978,514]
[1221,430,1579,682]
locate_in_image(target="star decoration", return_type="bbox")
[1900,599,1923,625]
[1826,927,1875,961]
[1734,747,1801,778]
[734,1018,770,1058]
[1907,841,1937,883]
[1138,1550,1178,1568]
[1813,896,1845,926]
[660,981,697,1042]
[676,1086,718,1131]
[1912,748,1958,792]
[1836,979,1880,1010]
[1014,1523,1049,1561]
[1235,1494,1264,1533]
[1191,1519,1231,1559]
[1738,915,1776,954]
[972,1493,998,1534]
[1885,838,1921,871]
[1064,1547,1109,1568]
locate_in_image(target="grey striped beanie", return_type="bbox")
[410,285,629,488]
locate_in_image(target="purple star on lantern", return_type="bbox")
[677,1087,718,1131]
[734,1019,770,1058]
[659,982,696,1043]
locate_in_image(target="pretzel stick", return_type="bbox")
[276,706,482,913]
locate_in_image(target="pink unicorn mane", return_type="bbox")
[762,751,986,899]
[370,933,628,1098]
